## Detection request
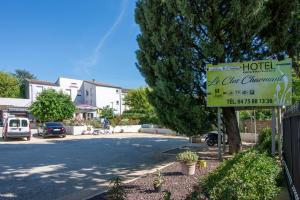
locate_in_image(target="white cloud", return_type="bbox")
[74,0,129,77]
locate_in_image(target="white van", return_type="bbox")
[2,118,31,141]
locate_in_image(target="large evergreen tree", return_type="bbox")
[135,0,299,153]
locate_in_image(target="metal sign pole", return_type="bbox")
[272,108,276,156]
[277,107,282,160]
[217,107,222,160]
[254,109,257,144]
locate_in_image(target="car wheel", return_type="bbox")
[27,136,31,141]
[206,139,215,146]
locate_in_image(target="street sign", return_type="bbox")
[207,59,292,107]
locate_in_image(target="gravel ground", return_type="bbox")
[92,160,219,200]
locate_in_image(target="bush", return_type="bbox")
[176,151,198,163]
[85,120,102,128]
[200,149,281,200]
[258,127,277,154]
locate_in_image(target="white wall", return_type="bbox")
[57,77,83,104]
[83,82,96,106]
[96,86,122,114]
[29,84,60,102]
[121,92,128,113]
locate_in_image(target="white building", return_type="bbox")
[0,77,130,121]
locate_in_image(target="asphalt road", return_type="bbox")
[0,133,188,200]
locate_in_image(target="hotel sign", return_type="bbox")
[207,59,292,107]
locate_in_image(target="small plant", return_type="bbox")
[153,169,164,192]
[176,151,199,163]
[198,160,207,168]
[108,176,127,200]
[163,190,172,200]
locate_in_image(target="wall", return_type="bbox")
[83,82,96,106]
[28,84,60,102]
[96,86,122,114]
[57,77,83,104]
[241,119,272,133]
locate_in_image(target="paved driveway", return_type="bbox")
[0,133,188,200]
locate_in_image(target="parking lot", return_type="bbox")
[0,132,189,200]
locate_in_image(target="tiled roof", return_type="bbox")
[84,80,122,89]
[26,79,58,86]
[121,88,131,93]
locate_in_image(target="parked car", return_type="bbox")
[39,122,66,138]
[2,118,31,141]
[204,132,227,146]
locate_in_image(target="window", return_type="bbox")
[77,90,82,96]
[86,90,89,96]
[21,120,28,127]
[90,88,92,96]
[9,120,20,127]
[116,101,119,105]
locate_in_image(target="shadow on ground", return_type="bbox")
[0,136,188,200]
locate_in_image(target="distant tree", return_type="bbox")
[0,71,20,97]
[99,106,114,119]
[13,69,37,98]
[29,89,76,122]
[123,87,159,124]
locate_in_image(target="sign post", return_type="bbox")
[272,108,276,156]
[217,108,222,160]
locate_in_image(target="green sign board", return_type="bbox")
[207,59,292,107]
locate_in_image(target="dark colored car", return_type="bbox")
[205,132,227,146]
[39,122,66,138]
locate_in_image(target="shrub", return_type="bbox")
[85,120,102,128]
[258,127,277,154]
[176,151,198,163]
[200,149,281,200]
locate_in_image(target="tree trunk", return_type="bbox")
[223,107,241,154]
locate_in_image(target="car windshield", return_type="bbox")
[45,122,63,127]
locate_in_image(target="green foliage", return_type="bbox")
[257,127,278,154]
[200,149,281,200]
[13,69,37,98]
[240,110,272,121]
[292,72,300,103]
[153,169,164,187]
[176,151,199,163]
[163,191,172,200]
[110,116,122,127]
[0,71,20,97]
[85,119,102,128]
[123,87,159,124]
[108,176,127,200]
[29,89,76,122]
[98,106,114,119]
[135,0,299,141]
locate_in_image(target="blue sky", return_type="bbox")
[0,0,145,89]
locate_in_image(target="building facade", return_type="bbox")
[0,77,130,121]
